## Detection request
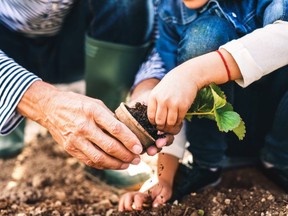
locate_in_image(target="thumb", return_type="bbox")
[152,194,168,207]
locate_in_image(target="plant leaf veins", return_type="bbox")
[185,83,246,140]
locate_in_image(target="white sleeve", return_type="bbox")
[0,50,41,135]
[161,123,187,159]
[221,20,288,87]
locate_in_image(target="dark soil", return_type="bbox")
[126,102,159,140]
[1,127,288,216]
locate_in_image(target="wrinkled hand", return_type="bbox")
[118,177,173,211]
[19,82,144,170]
[147,64,199,134]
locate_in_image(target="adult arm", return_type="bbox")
[0,50,41,134]
[0,50,144,169]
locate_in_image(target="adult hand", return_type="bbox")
[118,177,173,211]
[18,81,143,170]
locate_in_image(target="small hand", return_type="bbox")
[146,132,174,156]
[147,65,198,134]
[118,177,173,211]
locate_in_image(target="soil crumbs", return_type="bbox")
[1,128,288,216]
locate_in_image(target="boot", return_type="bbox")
[85,35,150,110]
[0,120,25,158]
[84,36,151,189]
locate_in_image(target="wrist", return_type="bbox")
[130,78,160,102]
[17,80,59,124]
[182,50,240,90]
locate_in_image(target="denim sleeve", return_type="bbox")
[0,50,41,135]
[262,0,288,25]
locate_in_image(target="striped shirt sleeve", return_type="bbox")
[0,50,41,135]
[132,47,167,89]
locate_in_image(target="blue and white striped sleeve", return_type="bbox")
[0,50,41,135]
[132,47,167,90]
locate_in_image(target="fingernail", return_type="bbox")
[132,144,143,154]
[131,157,140,165]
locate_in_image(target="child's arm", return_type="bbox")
[118,128,186,211]
[148,21,288,134]
[118,153,179,211]
[147,48,240,134]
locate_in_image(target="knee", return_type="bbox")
[178,16,238,63]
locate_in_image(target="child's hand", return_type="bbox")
[147,63,199,134]
[118,191,150,211]
[118,177,173,211]
[148,178,173,207]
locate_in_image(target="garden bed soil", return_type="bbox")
[0,121,288,216]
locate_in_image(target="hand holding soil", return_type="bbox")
[18,81,143,170]
[115,102,174,155]
[115,84,246,154]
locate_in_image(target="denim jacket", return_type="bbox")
[156,0,288,71]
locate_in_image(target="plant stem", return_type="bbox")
[185,111,214,116]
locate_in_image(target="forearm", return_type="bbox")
[157,153,179,186]
[16,80,59,126]
[180,21,288,89]
[130,78,160,102]
[174,49,241,90]
[0,50,41,134]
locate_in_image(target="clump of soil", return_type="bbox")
[125,102,160,140]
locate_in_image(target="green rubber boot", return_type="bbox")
[0,120,25,158]
[85,35,150,110]
[84,36,152,189]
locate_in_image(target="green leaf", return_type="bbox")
[210,85,226,110]
[189,86,214,113]
[185,83,246,140]
[233,120,246,140]
[215,109,241,132]
[210,83,226,99]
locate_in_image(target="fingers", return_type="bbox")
[155,133,174,148]
[93,105,143,156]
[146,145,161,156]
[88,125,141,164]
[148,95,183,134]
[147,97,157,125]
[146,133,175,156]
[133,193,149,210]
[152,192,170,208]
[118,193,135,212]
[64,134,131,170]
[118,192,148,212]
[149,183,172,208]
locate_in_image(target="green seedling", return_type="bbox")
[185,83,246,140]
